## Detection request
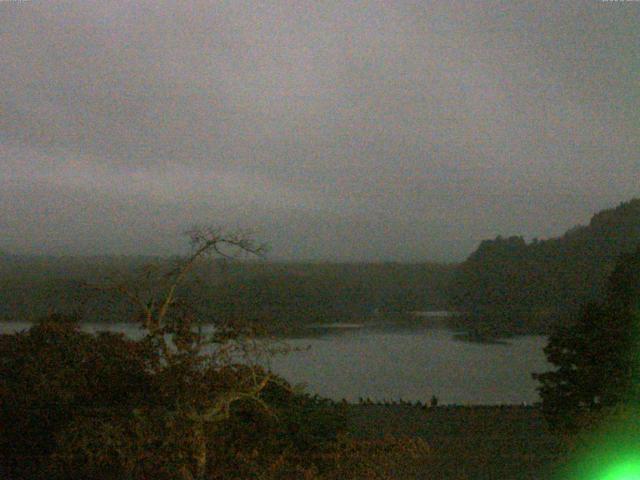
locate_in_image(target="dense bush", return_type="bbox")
[0,315,156,479]
[1,317,433,479]
[0,316,352,480]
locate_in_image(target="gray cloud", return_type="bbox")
[1,1,638,260]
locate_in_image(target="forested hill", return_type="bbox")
[448,198,640,335]
[0,258,454,329]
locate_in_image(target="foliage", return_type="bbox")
[1,316,437,479]
[316,434,432,480]
[1,227,434,479]
[533,245,640,431]
[0,325,342,480]
[0,315,156,479]
[50,391,348,480]
[449,198,640,335]
[201,433,432,480]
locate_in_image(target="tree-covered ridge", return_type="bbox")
[448,198,640,335]
[0,257,454,329]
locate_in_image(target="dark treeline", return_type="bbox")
[3,198,638,337]
[448,198,640,337]
[0,256,454,331]
[534,244,640,431]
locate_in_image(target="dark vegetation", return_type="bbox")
[1,315,394,480]
[3,199,638,340]
[534,245,640,431]
[3,200,640,478]
[528,244,640,478]
[449,198,640,337]
[0,254,454,332]
[0,228,433,479]
[348,404,565,480]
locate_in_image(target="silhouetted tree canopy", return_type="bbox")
[534,245,640,431]
[449,198,640,335]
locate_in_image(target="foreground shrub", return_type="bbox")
[1,230,433,479]
[52,408,217,480]
[320,435,433,479]
[0,315,155,479]
[0,317,353,480]
[192,435,433,480]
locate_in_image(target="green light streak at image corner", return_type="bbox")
[599,460,640,480]
[560,449,640,480]
[563,429,640,480]
[597,299,640,480]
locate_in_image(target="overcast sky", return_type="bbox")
[1,1,638,261]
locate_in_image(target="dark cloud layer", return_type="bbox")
[1,1,638,260]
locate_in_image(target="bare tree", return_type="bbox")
[88,227,288,480]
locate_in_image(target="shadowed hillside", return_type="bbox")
[0,257,454,330]
[448,198,640,336]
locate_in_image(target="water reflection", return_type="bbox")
[268,323,549,405]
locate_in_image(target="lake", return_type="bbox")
[1,321,550,405]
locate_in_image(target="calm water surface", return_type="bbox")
[1,322,550,405]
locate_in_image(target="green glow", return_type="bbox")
[562,450,640,480]
[559,304,640,480]
[555,402,640,480]
[600,460,640,480]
